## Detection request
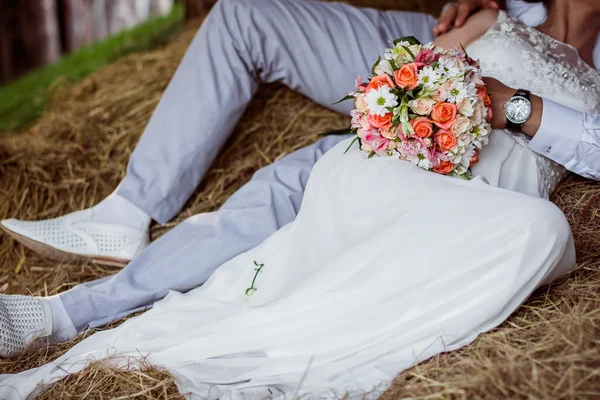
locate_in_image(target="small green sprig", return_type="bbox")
[245,261,265,297]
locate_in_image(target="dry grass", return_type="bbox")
[0,0,599,399]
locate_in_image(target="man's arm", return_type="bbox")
[504,0,547,27]
[484,78,600,181]
[434,0,548,37]
[528,102,600,180]
[434,0,503,36]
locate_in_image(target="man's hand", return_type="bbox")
[483,77,543,137]
[434,0,502,36]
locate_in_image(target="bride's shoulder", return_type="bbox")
[434,9,500,51]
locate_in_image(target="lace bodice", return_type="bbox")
[467,11,600,196]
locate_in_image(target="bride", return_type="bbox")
[1,0,599,398]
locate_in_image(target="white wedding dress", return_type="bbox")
[2,11,599,400]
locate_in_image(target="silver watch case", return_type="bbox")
[504,95,532,125]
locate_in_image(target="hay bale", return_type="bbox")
[0,1,599,399]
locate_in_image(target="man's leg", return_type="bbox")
[118,0,437,224]
[1,0,436,265]
[0,0,438,355]
[58,135,345,335]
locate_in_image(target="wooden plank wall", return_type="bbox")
[0,0,174,84]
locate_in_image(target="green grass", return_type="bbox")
[0,3,185,134]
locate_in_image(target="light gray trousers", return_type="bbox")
[60,0,437,331]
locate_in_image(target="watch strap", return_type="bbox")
[505,89,531,132]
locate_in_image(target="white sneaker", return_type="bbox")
[1,209,148,267]
[0,295,52,358]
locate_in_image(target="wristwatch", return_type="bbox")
[504,89,532,132]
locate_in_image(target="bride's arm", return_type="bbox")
[434,8,499,50]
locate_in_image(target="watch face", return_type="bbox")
[504,96,532,124]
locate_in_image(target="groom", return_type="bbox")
[0,0,598,356]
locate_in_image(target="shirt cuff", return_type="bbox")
[528,98,583,167]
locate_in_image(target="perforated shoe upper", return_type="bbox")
[0,295,50,357]
[1,209,149,260]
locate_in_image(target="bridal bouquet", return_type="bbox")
[340,37,492,178]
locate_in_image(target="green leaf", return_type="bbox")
[371,56,382,76]
[344,136,360,154]
[368,150,376,159]
[401,45,416,61]
[393,36,421,46]
[333,94,356,105]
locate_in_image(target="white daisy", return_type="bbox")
[446,81,469,103]
[364,86,398,116]
[408,149,433,170]
[460,145,476,168]
[418,66,440,89]
[439,57,462,78]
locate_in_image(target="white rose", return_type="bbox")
[452,116,472,135]
[381,127,399,140]
[374,59,394,76]
[432,86,448,102]
[471,103,483,125]
[409,98,436,116]
[409,44,422,58]
[444,80,455,92]
[356,94,368,113]
[457,133,471,147]
[458,98,474,117]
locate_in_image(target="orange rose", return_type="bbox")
[368,112,393,129]
[434,129,458,151]
[366,74,395,93]
[470,150,480,167]
[431,102,457,130]
[410,117,434,138]
[394,63,419,90]
[433,160,454,175]
[477,87,492,106]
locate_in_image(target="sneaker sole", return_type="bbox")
[0,225,130,268]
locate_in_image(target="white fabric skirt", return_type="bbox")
[0,137,575,400]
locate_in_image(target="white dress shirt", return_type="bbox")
[507,0,600,180]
